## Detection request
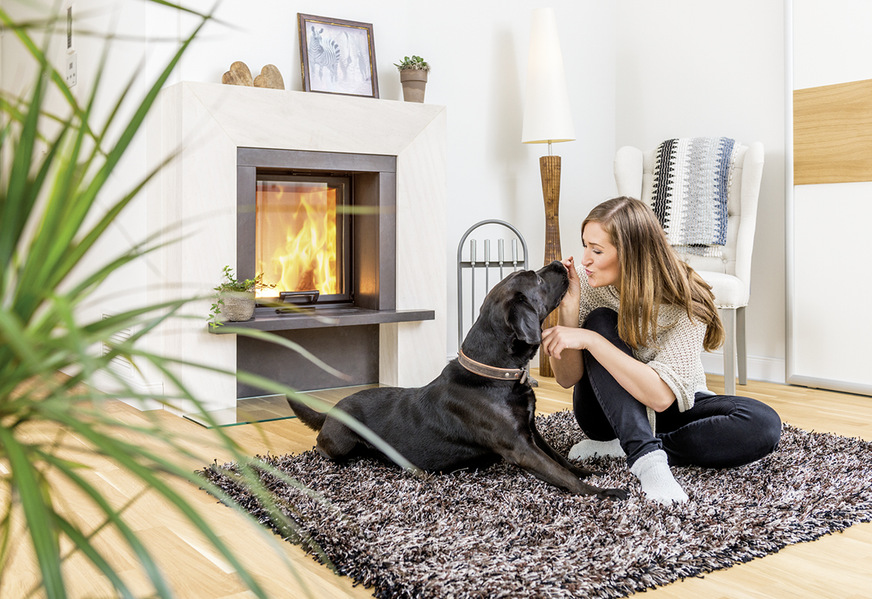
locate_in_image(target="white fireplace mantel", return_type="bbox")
[145,81,447,413]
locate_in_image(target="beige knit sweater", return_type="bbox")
[574,267,711,429]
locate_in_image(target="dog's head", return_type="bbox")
[467,261,569,361]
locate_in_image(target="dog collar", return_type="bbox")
[457,349,529,385]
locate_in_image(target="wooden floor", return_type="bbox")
[4,374,871,598]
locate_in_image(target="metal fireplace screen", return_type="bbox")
[254,174,351,303]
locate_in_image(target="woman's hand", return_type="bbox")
[559,256,581,311]
[541,324,590,388]
[541,326,598,359]
[556,256,582,325]
[545,256,589,388]
[546,323,677,412]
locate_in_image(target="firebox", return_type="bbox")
[254,174,352,305]
[227,148,434,398]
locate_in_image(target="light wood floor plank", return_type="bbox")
[2,374,870,598]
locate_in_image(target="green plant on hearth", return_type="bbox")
[394,54,430,71]
[213,265,270,293]
[209,266,273,326]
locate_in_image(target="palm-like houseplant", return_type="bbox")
[0,3,413,597]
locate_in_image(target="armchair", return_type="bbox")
[614,140,765,395]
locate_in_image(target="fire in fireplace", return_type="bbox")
[254,175,351,303]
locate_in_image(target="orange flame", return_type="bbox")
[255,182,338,299]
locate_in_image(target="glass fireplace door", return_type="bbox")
[255,175,351,303]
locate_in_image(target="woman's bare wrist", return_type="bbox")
[557,305,577,326]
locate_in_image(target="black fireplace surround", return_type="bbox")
[212,148,434,398]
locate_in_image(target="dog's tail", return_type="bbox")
[286,396,326,431]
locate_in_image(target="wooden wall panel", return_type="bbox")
[793,78,872,185]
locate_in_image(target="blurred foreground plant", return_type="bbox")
[0,3,414,597]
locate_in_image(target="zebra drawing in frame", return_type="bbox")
[299,15,377,97]
[308,26,341,84]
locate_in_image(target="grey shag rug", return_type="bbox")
[199,411,872,598]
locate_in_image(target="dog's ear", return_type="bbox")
[507,294,541,346]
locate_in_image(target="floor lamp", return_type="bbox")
[522,7,575,378]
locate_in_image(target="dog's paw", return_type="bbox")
[597,487,629,501]
[569,465,605,478]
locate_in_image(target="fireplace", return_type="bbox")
[215,147,436,398]
[143,81,447,415]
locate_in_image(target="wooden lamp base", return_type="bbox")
[538,154,562,378]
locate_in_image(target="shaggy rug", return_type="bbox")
[199,411,872,598]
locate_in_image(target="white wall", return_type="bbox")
[614,0,787,383]
[1,0,790,384]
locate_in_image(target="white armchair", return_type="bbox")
[614,141,765,395]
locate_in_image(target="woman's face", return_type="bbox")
[581,221,620,288]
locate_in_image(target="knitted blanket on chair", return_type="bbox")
[650,137,739,257]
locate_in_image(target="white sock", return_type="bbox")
[629,449,688,505]
[568,438,626,460]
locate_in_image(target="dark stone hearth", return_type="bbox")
[212,306,434,333]
[236,325,379,396]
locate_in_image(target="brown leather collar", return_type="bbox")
[457,349,529,385]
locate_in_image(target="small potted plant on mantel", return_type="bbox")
[209,265,273,326]
[395,55,430,103]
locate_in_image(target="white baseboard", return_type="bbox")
[89,368,167,411]
[62,364,166,412]
[701,352,786,385]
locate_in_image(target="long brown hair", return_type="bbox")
[582,196,724,351]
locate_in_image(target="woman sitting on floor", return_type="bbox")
[541,196,782,505]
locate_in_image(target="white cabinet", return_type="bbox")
[787,0,872,395]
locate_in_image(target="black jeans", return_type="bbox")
[572,308,782,469]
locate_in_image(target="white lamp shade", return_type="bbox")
[521,7,575,144]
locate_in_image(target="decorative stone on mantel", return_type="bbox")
[145,82,447,414]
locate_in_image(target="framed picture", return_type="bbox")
[298,13,379,98]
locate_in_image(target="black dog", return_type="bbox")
[288,261,627,499]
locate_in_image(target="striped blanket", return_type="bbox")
[650,137,739,257]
